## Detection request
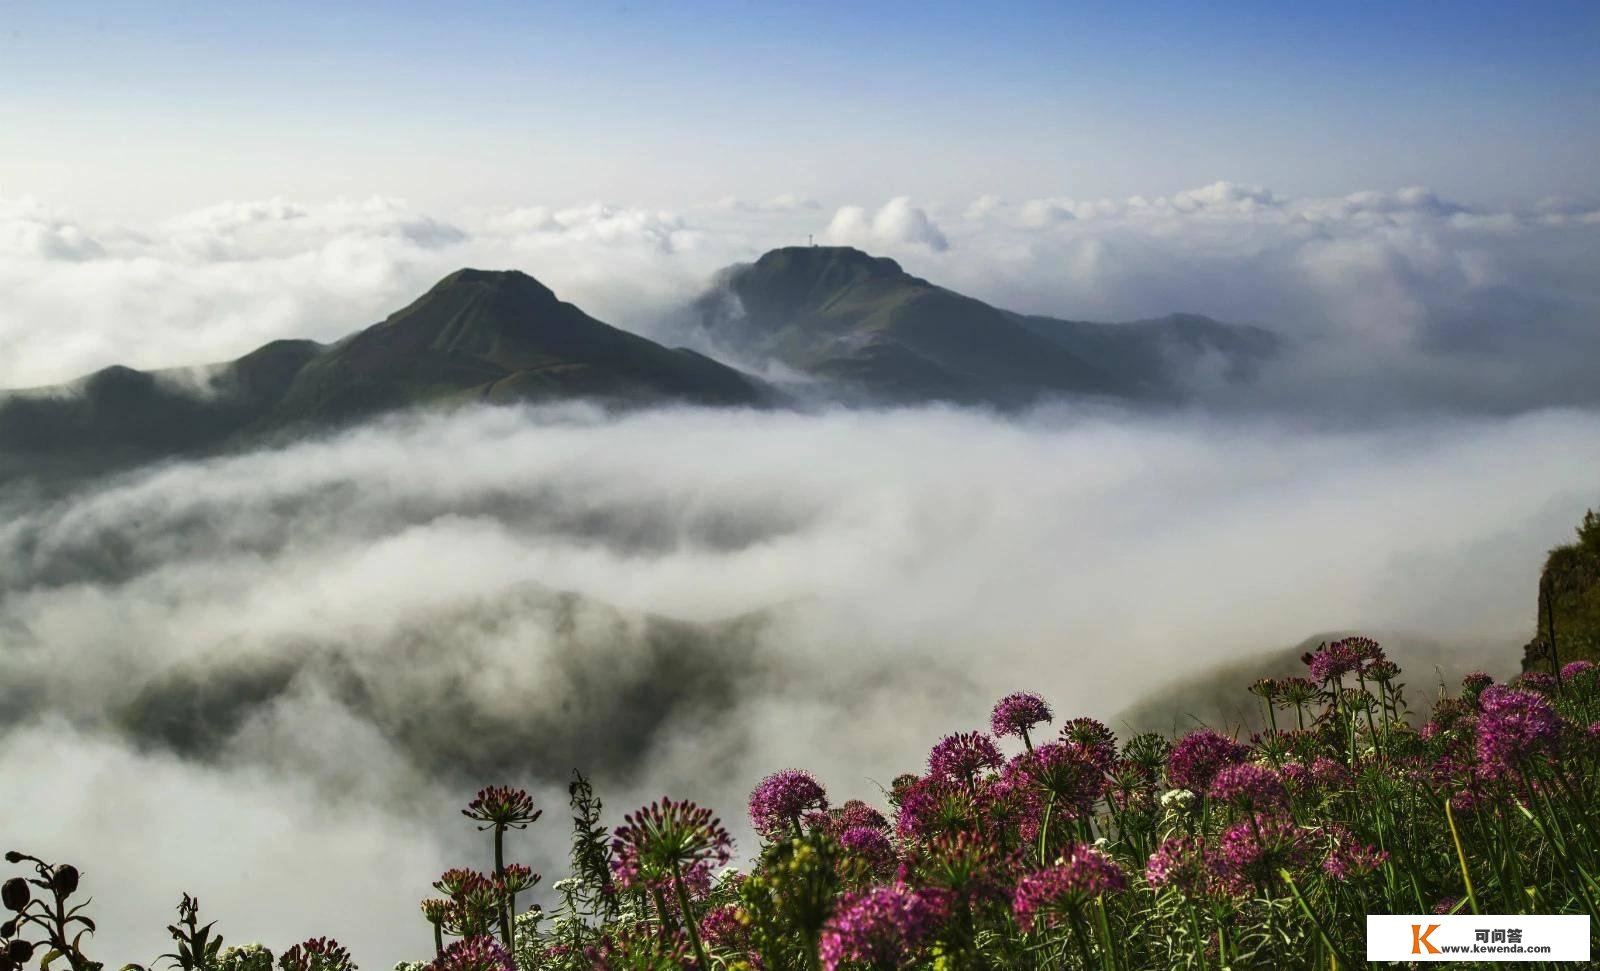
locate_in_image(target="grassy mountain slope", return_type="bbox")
[687,246,1281,405]
[0,269,766,482]
[1523,508,1600,670]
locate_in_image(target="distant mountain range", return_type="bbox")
[681,246,1280,405]
[0,247,1281,482]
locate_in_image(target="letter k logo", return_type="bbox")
[1412,923,1442,954]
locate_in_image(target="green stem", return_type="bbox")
[1444,798,1480,914]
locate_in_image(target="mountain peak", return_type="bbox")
[752,245,906,280]
[423,267,559,305]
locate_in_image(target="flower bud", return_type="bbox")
[0,879,28,912]
[0,918,13,937]
[6,941,32,964]
[51,865,79,896]
[2,853,21,865]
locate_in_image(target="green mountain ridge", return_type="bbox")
[0,268,767,482]
[684,246,1282,405]
[0,250,1288,484]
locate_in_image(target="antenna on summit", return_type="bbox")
[808,233,814,247]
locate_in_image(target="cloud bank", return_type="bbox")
[2,183,1597,415]
[2,401,1596,964]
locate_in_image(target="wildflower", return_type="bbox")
[1320,826,1389,880]
[1315,756,1354,787]
[749,770,829,840]
[1003,741,1106,816]
[494,863,539,896]
[838,826,896,875]
[699,904,747,950]
[612,798,734,881]
[1207,763,1288,812]
[1475,684,1562,778]
[432,869,492,901]
[927,732,1003,785]
[429,937,513,971]
[1011,845,1126,931]
[1166,729,1248,792]
[1213,816,1310,894]
[893,776,973,840]
[1159,788,1195,811]
[991,692,1054,743]
[1511,671,1556,694]
[834,799,889,832]
[1276,677,1320,707]
[1059,717,1118,770]
[1561,660,1595,681]
[461,787,541,830]
[1303,636,1384,683]
[1461,671,1494,696]
[1121,732,1171,777]
[818,884,950,971]
[1366,659,1401,684]
[898,832,1011,904]
[277,939,355,971]
[1247,677,1280,701]
[1433,896,1461,915]
[1145,836,1212,896]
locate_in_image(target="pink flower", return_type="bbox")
[991,692,1053,740]
[818,884,950,971]
[748,770,829,840]
[1011,845,1126,931]
[1167,729,1248,791]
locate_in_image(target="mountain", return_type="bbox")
[0,269,766,481]
[681,246,1281,405]
[1522,508,1600,671]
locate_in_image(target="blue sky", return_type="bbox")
[3,0,1598,215]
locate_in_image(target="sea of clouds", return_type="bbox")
[3,182,1599,413]
[3,400,1599,964]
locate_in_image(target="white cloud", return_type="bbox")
[2,184,1599,412]
[825,196,950,252]
[2,401,1593,964]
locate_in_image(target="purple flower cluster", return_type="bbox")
[1144,836,1212,896]
[430,936,514,971]
[1207,762,1288,811]
[699,904,746,950]
[1561,659,1595,680]
[835,799,889,832]
[839,826,897,875]
[991,691,1054,740]
[893,776,969,840]
[279,939,356,971]
[818,884,951,971]
[748,769,829,840]
[1002,741,1106,817]
[461,786,541,829]
[1166,729,1248,791]
[928,732,1003,784]
[611,797,733,886]
[1213,816,1310,893]
[1302,636,1385,683]
[1320,826,1389,881]
[1011,845,1127,931]
[1475,684,1562,777]
[1058,717,1118,770]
